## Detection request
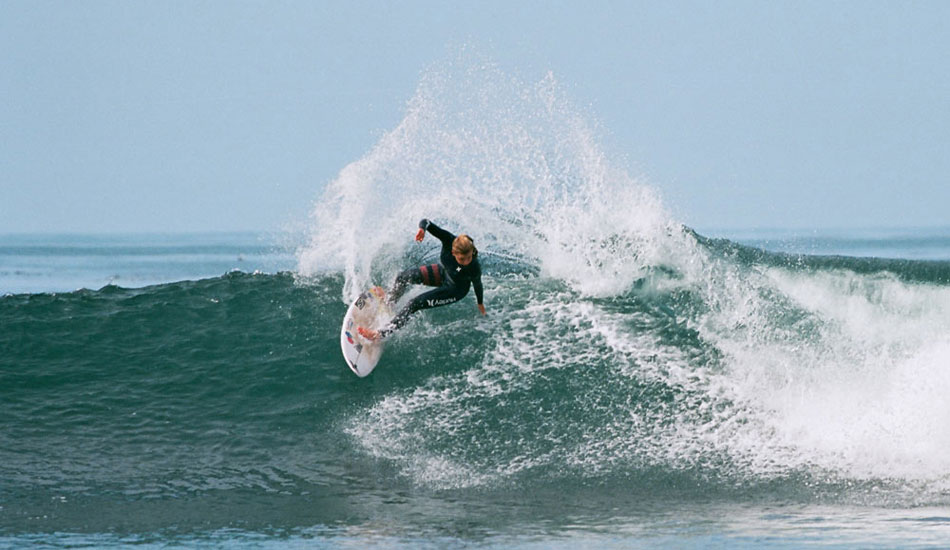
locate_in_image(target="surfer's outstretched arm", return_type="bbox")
[472,263,486,316]
[417,218,456,247]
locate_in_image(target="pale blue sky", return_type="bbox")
[3,1,948,233]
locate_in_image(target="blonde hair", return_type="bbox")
[452,234,474,256]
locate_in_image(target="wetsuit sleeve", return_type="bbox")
[419,219,455,248]
[472,262,484,305]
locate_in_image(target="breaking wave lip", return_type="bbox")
[292,55,950,501]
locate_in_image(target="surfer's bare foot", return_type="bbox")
[358,326,380,341]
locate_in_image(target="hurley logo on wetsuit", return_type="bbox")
[426,297,457,307]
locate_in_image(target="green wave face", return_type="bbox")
[4,236,950,536]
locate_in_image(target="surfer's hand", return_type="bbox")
[478,304,486,316]
[415,228,426,242]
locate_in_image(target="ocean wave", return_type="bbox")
[5,59,950,538]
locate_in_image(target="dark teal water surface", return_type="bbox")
[3,231,950,548]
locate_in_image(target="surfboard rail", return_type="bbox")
[340,286,391,377]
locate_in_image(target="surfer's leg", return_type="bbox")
[389,267,422,303]
[379,284,466,338]
[389,263,444,303]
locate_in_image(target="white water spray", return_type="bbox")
[300,56,950,501]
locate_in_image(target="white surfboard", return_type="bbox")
[340,286,393,377]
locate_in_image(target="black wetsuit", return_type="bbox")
[380,219,484,337]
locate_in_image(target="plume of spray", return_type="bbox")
[297,55,688,301]
[299,53,950,501]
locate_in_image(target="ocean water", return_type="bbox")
[4,63,950,549]
[0,232,293,295]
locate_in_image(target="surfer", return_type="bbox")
[358,218,486,340]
